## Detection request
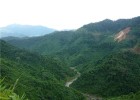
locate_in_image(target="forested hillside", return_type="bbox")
[1,16,140,100]
[71,52,140,97]
[4,16,140,69]
[0,40,85,100]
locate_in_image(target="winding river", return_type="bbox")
[65,67,80,87]
[65,67,102,100]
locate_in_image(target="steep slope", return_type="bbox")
[0,24,55,37]
[114,27,131,42]
[3,16,140,69]
[2,30,111,67]
[0,40,85,100]
[71,51,140,97]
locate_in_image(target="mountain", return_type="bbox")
[2,16,140,99]
[0,24,56,38]
[71,51,140,97]
[3,16,140,67]
[80,16,140,33]
[0,40,85,100]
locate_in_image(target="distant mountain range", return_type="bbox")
[0,24,56,38]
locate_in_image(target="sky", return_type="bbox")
[0,0,139,30]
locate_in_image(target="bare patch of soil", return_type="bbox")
[114,27,131,42]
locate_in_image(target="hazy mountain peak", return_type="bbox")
[0,24,56,38]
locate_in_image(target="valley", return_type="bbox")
[65,67,81,87]
[65,67,102,100]
[0,16,140,100]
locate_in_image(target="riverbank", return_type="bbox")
[65,67,80,87]
[65,67,102,100]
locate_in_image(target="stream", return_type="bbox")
[65,67,80,87]
[65,67,102,100]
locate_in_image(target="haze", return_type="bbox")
[0,0,139,30]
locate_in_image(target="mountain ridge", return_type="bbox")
[3,16,140,68]
[0,24,56,38]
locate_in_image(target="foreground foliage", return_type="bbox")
[0,40,85,100]
[0,78,27,100]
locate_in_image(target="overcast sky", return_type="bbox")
[0,0,139,30]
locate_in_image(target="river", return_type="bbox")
[65,67,102,100]
[65,67,80,87]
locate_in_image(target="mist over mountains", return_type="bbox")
[0,24,56,38]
